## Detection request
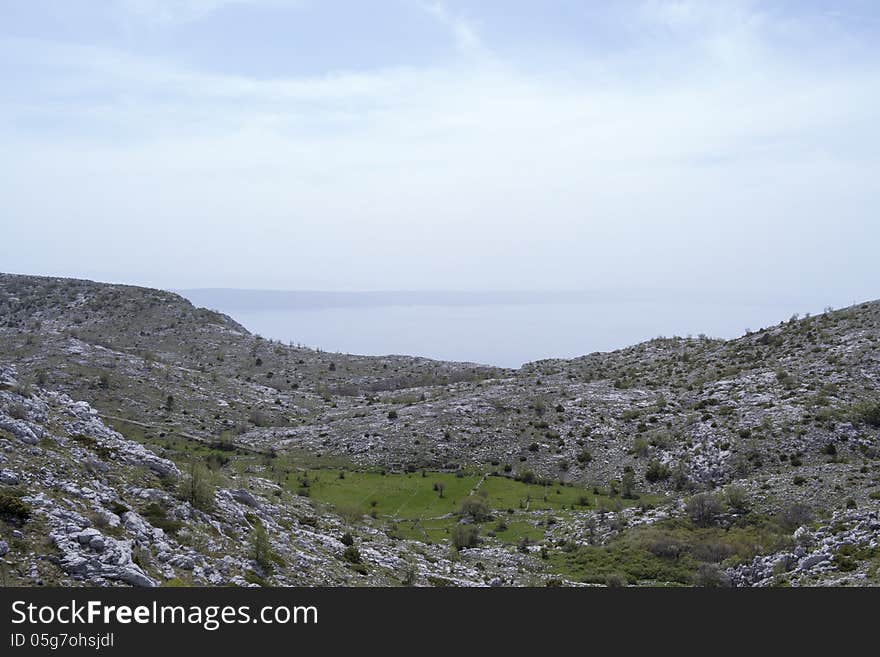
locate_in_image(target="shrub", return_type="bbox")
[693,563,729,587]
[452,525,480,550]
[645,459,670,483]
[576,449,592,465]
[142,502,182,534]
[250,524,276,573]
[458,496,491,522]
[775,502,812,531]
[387,410,398,420]
[621,468,637,499]
[342,545,362,563]
[179,462,215,511]
[516,470,536,484]
[686,493,723,527]
[604,572,627,588]
[856,403,880,428]
[340,532,354,546]
[249,409,271,427]
[631,437,649,457]
[0,491,31,524]
[724,486,750,514]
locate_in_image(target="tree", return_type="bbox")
[621,467,637,499]
[458,495,491,522]
[164,395,174,413]
[858,403,880,428]
[180,461,215,511]
[250,524,274,574]
[433,482,446,498]
[725,485,749,514]
[342,545,362,563]
[645,459,670,483]
[686,492,723,527]
[452,524,480,550]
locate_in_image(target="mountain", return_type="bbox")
[1,272,878,586]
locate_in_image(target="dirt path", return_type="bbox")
[469,473,487,495]
[100,413,267,455]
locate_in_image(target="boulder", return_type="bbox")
[0,469,20,485]
[231,489,260,508]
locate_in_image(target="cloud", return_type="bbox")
[419,1,483,55]
[0,1,878,300]
[116,0,299,26]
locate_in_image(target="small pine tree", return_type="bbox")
[251,524,274,573]
[621,467,636,499]
[180,461,215,511]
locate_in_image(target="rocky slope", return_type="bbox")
[0,364,547,587]
[1,273,878,586]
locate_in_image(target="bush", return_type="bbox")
[856,403,880,428]
[249,409,271,427]
[776,502,812,531]
[693,563,729,587]
[387,410,398,420]
[179,462,215,511]
[576,449,592,465]
[342,545,362,563]
[340,532,354,546]
[631,437,649,457]
[516,470,536,484]
[452,525,480,550]
[604,572,627,588]
[645,459,670,483]
[458,496,491,522]
[724,486,750,514]
[250,524,275,574]
[686,493,723,527]
[0,491,31,524]
[621,468,637,499]
[142,502,182,534]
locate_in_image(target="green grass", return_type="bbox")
[285,468,659,548]
[546,513,796,586]
[289,469,479,520]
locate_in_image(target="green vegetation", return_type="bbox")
[141,502,183,535]
[547,513,795,586]
[250,524,277,574]
[281,467,657,546]
[855,402,880,428]
[452,524,480,550]
[0,489,32,524]
[179,461,216,511]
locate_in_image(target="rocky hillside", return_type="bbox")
[0,364,546,587]
[1,273,879,586]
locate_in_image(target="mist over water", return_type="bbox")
[181,291,820,368]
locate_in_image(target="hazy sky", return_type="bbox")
[1,1,878,307]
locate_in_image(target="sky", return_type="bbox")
[1,0,879,308]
